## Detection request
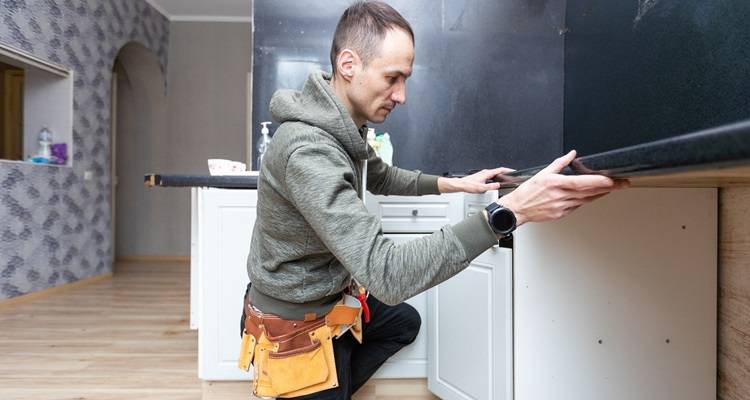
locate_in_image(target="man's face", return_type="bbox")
[348,28,414,124]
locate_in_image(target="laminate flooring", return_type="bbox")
[0,261,436,400]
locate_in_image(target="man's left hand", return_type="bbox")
[437,167,515,194]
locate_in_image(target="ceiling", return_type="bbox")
[145,0,252,21]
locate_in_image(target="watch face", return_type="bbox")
[490,208,515,232]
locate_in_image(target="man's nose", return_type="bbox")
[391,83,406,105]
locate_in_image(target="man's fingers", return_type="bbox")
[558,175,631,191]
[482,167,515,179]
[558,174,617,190]
[614,179,631,189]
[540,150,577,175]
[484,182,501,191]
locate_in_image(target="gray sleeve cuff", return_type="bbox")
[451,212,499,261]
[416,173,441,195]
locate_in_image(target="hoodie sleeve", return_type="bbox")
[366,145,441,196]
[285,144,498,305]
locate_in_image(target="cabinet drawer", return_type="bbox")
[365,193,463,233]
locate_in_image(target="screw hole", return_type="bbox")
[666,339,671,344]
[598,339,603,344]
[681,225,686,230]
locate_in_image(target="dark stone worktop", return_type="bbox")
[145,119,750,190]
[144,174,258,189]
[494,119,750,187]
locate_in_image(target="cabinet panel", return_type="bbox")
[198,189,257,380]
[513,188,717,400]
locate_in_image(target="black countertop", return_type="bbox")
[144,174,258,189]
[494,119,750,187]
[145,119,750,190]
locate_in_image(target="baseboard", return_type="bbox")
[202,379,432,400]
[115,255,190,262]
[0,272,113,309]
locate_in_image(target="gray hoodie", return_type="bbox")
[246,71,498,320]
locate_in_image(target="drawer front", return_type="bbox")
[366,193,463,233]
[463,191,499,219]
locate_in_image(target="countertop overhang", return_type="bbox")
[495,119,750,188]
[144,174,258,189]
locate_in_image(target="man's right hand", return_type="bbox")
[498,150,630,227]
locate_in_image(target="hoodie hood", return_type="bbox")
[270,71,369,161]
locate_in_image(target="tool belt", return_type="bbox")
[238,292,363,398]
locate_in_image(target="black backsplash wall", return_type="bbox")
[253,1,750,172]
[252,0,565,174]
[564,0,750,155]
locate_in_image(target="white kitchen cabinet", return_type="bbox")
[193,189,469,381]
[194,188,256,380]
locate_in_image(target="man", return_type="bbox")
[241,2,628,399]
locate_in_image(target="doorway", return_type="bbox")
[110,43,167,264]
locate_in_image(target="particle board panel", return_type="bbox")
[630,165,750,188]
[718,187,750,400]
[514,188,717,400]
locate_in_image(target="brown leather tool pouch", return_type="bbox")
[238,294,359,398]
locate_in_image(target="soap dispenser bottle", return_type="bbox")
[256,121,272,170]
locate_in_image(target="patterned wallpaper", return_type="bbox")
[0,0,169,300]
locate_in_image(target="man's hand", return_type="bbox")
[438,167,515,194]
[498,150,630,226]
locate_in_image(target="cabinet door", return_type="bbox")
[427,246,513,400]
[373,233,431,378]
[198,189,257,380]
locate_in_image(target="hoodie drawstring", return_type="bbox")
[360,159,368,200]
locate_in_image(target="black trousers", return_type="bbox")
[240,290,421,400]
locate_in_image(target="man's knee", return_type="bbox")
[397,303,421,344]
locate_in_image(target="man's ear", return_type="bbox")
[336,48,359,82]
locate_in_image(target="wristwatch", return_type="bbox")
[484,202,517,236]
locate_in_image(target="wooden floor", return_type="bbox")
[0,260,436,400]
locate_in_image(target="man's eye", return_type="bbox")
[387,76,397,84]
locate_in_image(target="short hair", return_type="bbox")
[330,1,414,76]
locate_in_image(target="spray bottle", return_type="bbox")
[256,121,272,170]
[379,132,394,166]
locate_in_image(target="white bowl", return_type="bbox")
[208,159,247,175]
